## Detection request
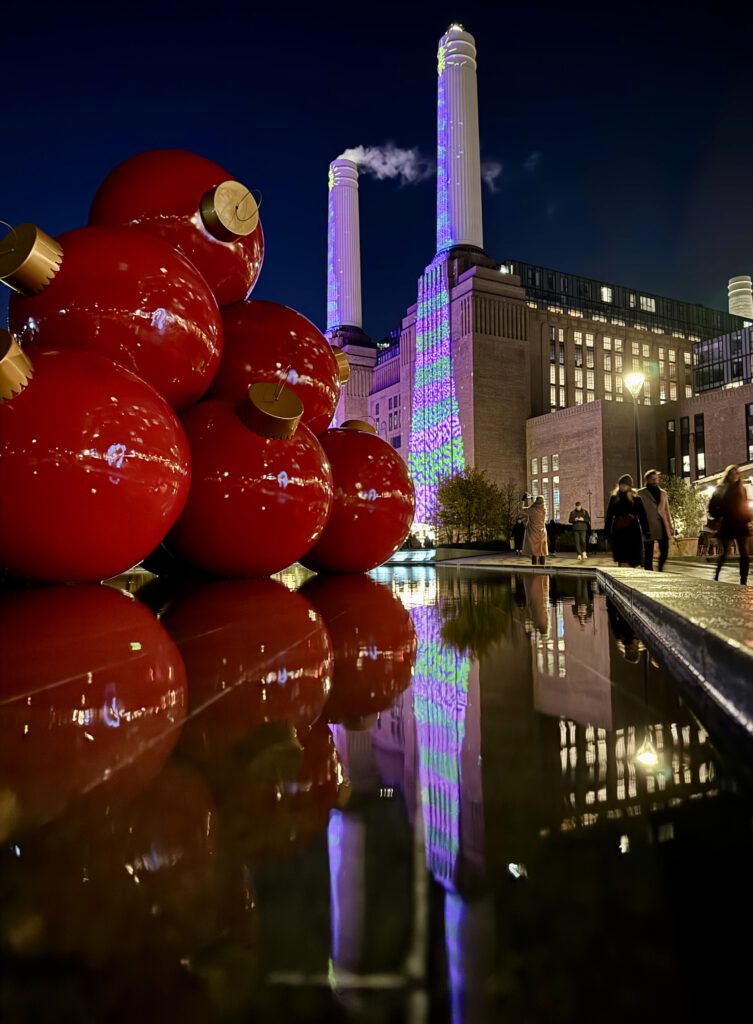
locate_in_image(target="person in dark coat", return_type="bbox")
[568,501,591,560]
[604,474,649,567]
[512,516,526,555]
[713,464,752,585]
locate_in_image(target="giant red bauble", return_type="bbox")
[210,300,340,435]
[300,575,416,725]
[9,226,223,412]
[0,584,187,837]
[161,578,333,765]
[89,148,264,308]
[300,428,415,574]
[0,348,191,582]
[168,399,332,577]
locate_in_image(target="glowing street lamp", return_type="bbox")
[624,371,645,483]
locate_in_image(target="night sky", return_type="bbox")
[2,1,752,341]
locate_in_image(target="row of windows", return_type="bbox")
[549,377,691,411]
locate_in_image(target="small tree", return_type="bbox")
[499,478,523,540]
[437,467,504,544]
[661,473,707,537]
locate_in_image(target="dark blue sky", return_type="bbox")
[2,1,752,340]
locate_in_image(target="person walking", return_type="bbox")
[512,516,526,555]
[568,501,591,561]
[604,474,649,568]
[637,469,674,571]
[521,494,548,566]
[712,465,752,585]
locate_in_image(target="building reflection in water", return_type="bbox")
[1,566,750,1021]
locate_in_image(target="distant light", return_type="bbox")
[619,835,630,854]
[129,642,142,652]
[507,863,527,879]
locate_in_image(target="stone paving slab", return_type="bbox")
[597,567,753,750]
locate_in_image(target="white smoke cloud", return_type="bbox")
[481,160,503,192]
[339,144,435,184]
[523,151,542,172]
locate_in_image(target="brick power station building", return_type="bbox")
[326,24,753,531]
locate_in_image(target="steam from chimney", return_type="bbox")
[338,144,434,184]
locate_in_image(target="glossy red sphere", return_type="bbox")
[0,348,191,582]
[301,428,415,574]
[89,148,264,308]
[300,575,416,725]
[218,719,350,860]
[9,226,223,412]
[161,578,333,764]
[3,761,221,962]
[0,584,187,835]
[169,399,333,577]
[210,300,340,435]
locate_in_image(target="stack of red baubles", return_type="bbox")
[0,149,415,582]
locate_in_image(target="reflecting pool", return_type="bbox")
[1,566,751,1022]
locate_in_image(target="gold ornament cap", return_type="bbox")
[238,380,303,440]
[341,418,377,435]
[0,223,63,296]
[334,348,350,384]
[200,180,259,241]
[0,330,33,404]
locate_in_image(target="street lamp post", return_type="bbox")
[624,371,646,484]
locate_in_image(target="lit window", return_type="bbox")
[604,374,612,391]
[574,331,583,344]
[575,368,583,387]
[670,383,677,400]
[531,458,538,476]
[586,333,594,347]
[640,295,656,312]
[542,456,549,473]
[550,385,557,410]
[683,351,692,366]
[632,341,640,356]
[685,384,692,398]
[550,365,557,384]
[600,285,613,303]
[586,370,595,389]
[603,336,612,350]
[552,454,559,471]
[642,343,650,358]
[604,352,612,371]
[615,353,623,371]
[575,389,584,405]
[629,294,636,308]
[615,338,623,353]
[669,349,676,362]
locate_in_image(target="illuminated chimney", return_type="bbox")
[728,276,753,320]
[327,158,362,332]
[436,24,483,254]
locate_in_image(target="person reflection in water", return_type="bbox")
[571,575,594,627]
[607,599,642,662]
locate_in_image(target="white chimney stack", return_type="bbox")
[436,24,483,254]
[728,275,753,320]
[327,158,362,332]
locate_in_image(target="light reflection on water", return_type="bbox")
[0,566,750,1022]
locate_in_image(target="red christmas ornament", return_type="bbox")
[5,224,223,412]
[210,299,347,436]
[89,148,264,308]
[161,578,333,765]
[0,336,191,582]
[217,718,350,861]
[168,385,332,577]
[2,761,224,963]
[0,584,187,836]
[300,575,416,727]
[301,424,415,574]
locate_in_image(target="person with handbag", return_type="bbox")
[604,474,649,568]
[637,469,674,571]
[568,501,591,560]
[713,465,752,585]
[521,494,548,566]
